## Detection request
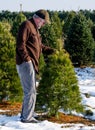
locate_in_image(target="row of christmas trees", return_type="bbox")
[1,11,95,116]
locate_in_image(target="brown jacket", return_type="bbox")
[16,18,54,73]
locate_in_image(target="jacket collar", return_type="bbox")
[29,18,38,31]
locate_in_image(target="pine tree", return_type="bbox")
[0,21,22,102]
[65,13,95,66]
[36,49,83,116]
[36,13,83,117]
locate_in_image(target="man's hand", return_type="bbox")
[53,49,59,55]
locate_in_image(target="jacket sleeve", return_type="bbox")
[41,44,55,55]
[16,22,31,62]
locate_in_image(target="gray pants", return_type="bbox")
[16,61,36,121]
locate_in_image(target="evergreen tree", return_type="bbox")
[0,21,22,102]
[36,14,83,117]
[65,13,95,66]
[36,49,83,116]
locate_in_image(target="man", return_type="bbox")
[16,9,54,123]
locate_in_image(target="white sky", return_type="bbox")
[0,0,95,12]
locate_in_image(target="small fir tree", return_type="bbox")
[36,49,83,116]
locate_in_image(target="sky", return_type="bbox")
[0,0,95,12]
[0,67,95,129]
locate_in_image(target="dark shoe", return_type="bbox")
[33,115,40,120]
[33,112,43,120]
[21,117,40,123]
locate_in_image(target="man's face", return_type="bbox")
[37,17,46,29]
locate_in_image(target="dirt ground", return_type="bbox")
[0,101,95,126]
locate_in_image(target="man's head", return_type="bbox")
[35,9,50,24]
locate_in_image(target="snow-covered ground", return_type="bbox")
[0,67,95,130]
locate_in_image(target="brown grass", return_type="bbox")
[0,101,95,126]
